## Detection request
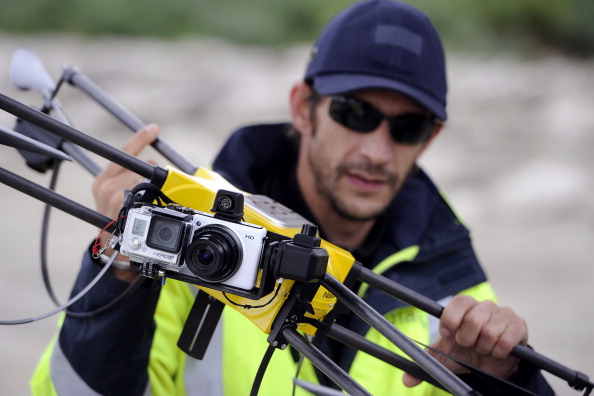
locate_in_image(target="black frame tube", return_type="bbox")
[282,327,371,396]
[322,273,479,396]
[0,93,156,180]
[327,324,445,390]
[49,97,102,177]
[0,125,71,161]
[0,166,112,231]
[357,264,594,392]
[63,67,198,175]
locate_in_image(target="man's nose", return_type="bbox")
[358,121,393,165]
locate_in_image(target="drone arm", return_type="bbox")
[0,93,158,180]
[322,273,477,396]
[282,327,372,396]
[49,98,103,176]
[0,166,111,231]
[62,67,198,175]
[357,264,593,392]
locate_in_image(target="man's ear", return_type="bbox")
[289,81,314,135]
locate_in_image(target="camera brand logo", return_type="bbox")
[153,252,175,260]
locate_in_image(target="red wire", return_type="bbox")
[92,216,126,255]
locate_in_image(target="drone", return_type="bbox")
[0,48,591,396]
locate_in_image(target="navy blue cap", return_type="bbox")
[304,0,448,120]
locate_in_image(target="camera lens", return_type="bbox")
[158,226,174,243]
[146,215,185,253]
[196,246,215,265]
[185,225,242,283]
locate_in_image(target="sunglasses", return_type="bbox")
[328,95,439,145]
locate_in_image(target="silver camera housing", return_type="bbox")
[120,205,267,291]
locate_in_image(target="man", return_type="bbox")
[32,1,554,395]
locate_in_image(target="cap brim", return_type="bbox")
[312,74,447,120]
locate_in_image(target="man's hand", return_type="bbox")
[92,123,160,219]
[403,294,528,387]
[92,124,160,281]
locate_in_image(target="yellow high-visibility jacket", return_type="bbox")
[31,124,547,395]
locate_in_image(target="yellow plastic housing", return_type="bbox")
[157,166,355,334]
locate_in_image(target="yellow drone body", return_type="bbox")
[157,166,355,335]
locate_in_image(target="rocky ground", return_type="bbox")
[0,34,592,395]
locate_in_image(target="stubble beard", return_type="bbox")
[308,149,400,222]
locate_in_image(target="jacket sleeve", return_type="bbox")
[31,247,162,396]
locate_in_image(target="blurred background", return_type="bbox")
[0,0,592,394]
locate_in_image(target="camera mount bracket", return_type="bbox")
[267,223,328,348]
[177,291,226,360]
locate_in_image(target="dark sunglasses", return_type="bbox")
[328,95,439,145]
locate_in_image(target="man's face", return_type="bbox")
[297,88,438,222]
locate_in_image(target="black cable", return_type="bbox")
[39,161,145,318]
[130,182,176,206]
[250,344,276,396]
[223,282,282,310]
[64,183,181,319]
[40,158,62,307]
[291,353,305,396]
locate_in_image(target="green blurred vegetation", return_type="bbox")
[0,0,593,57]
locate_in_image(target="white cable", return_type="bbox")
[0,251,116,325]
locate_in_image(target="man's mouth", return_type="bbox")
[346,172,388,190]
